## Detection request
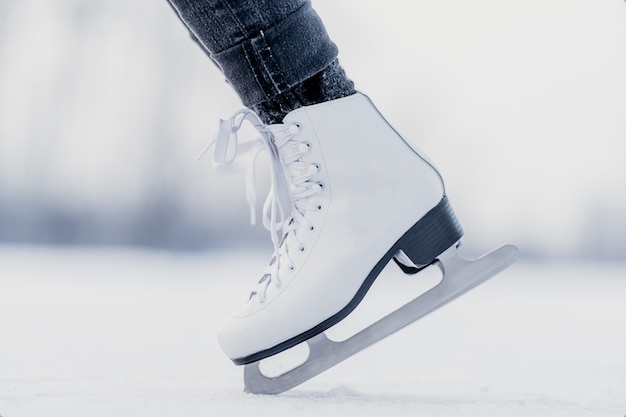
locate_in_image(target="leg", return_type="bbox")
[166,0,355,123]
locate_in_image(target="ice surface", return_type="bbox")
[1,246,625,417]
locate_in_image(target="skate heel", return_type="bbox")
[398,196,464,267]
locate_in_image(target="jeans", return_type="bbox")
[167,0,339,107]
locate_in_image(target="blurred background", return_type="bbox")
[0,0,625,261]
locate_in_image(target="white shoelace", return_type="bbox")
[200,110,323,303]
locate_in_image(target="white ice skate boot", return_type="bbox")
[214,93,466,364]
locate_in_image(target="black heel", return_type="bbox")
[397,196,464,267]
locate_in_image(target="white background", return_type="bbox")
[0,0,624,258]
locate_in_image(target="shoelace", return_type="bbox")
[198,110,292,246]
[200,110,322,303]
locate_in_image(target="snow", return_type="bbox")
[1,246,625,416]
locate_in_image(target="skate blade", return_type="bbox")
[243,243,519,395]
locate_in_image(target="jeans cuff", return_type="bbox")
[211,4,338,106]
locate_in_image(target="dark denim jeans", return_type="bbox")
[167,0,339,107]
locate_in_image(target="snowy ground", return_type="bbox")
[0,246,625,417]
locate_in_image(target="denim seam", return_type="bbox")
[251,31,289,95]
[241,41,271,101]
[219,0,250,44]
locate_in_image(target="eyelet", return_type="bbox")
[316,204,323,211]
[309,225,316,232]
[298,142,311,153]
[288,264,296,271]
[298,245,306,253]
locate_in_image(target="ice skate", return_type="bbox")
[205,93,518,394]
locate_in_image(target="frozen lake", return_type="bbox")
[1,246,625,416]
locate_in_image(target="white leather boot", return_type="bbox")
[215,92,463,364]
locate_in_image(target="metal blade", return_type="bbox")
[244,244,519,395]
